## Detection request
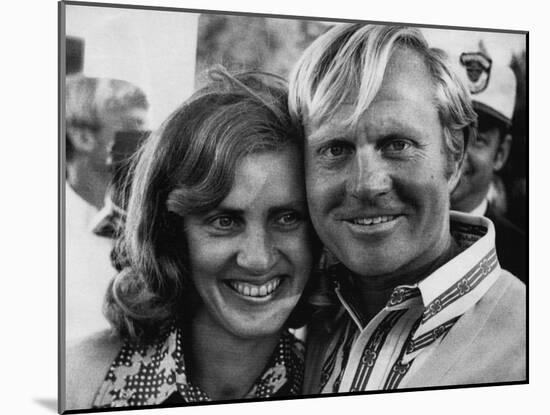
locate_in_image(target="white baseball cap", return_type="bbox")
[450,47,517,126]
[420,29,518,126]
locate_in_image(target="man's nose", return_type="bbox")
[346,148,392,200]
[236,228,278,274]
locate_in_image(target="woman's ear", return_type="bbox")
[67,126,97,153]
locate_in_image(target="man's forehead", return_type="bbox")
[305,99,439,143]
[304,104,353,138]
[305,49,439,141]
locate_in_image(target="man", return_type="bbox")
[449,46,526,282]
[65,75,149,341]
[288,24,525,392]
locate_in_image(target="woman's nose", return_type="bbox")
[236,228,278,274]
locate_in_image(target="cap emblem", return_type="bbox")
[459,52,492,94]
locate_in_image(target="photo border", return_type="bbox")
[59,1,529,413]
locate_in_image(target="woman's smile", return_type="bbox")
[225,275,284,299]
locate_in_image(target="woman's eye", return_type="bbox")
[275,212,301,227]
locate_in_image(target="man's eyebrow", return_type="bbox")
[306,122,348,144]
[376,117,430,140]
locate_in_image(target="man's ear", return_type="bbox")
[447,131,466,194]
[493,133,512,172]
[447,156,463,194]
[66,126,96,153]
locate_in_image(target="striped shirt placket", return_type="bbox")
[383,317,421,390]
[323,283,463,392]
[320,320,358,393]
[349,309,409,391]
[333,285,424,392]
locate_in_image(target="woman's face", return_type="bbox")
[185,148,312,339]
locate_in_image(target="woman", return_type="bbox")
[66,69,315,410]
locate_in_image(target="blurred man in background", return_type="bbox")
[450,45,527,283]
[65,75,149,341]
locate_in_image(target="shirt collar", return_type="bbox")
[93,325,303,407]
[414,211,501,338]
[418,211,497,305]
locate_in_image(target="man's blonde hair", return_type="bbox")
[288,24,477,164]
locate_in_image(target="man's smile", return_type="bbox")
[347,215,399,225]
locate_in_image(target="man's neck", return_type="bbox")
[352,237,461,324]
[66,158,110,210]
[188,311,280,401]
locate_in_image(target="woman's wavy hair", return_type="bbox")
[104,67,318,343]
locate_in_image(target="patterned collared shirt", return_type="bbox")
[317,212,501,392]
[93,324,304,408]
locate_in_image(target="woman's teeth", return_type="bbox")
[228,277,282,298]
[352,215,396,225]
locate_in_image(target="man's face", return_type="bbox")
[451,112,510,212]
[304,47,459,280]
[92,106,148,172]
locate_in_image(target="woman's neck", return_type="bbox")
[187,310,280,401]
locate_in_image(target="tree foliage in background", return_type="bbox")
[196,14,330,86]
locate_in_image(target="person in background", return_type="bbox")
[449,45,526,282]
[288,23,525,393]
[65,75,149,341]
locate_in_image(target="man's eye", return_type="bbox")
[328,145,345,156]
[384,139,411,152]
[319,141,353,159]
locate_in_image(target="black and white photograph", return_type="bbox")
[57,0,531,413]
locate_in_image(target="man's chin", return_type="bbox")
[337,250,399,279]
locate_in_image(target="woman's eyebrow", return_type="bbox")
[267,200,307,215]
